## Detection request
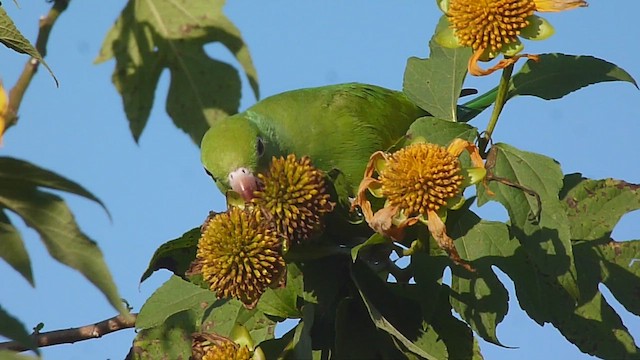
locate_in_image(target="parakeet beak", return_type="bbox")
[229,167,258,202]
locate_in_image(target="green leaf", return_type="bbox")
[410,254,481,359]
[136,275,220,330]
[403,39,471,121]
[507,53,638,100]
[447,210,512,346]
[406,116,478,145]
[257,263,303,318]
[201,299,275,346]
[595,240,640,317]
[351,262,447,360]
[0,157,108,217]
[335,298,408,359]
[0,305,38,355]
[0,350,38,360]
[350,233,388,262]
[140,227,200,283]
[0,184,127,316]
[96,0,258,144]
[0,210,32,286]
[0,7,57,84]
[477,143,579,303]
[556,241,640,358]
[128,310,195,360]
[561,174,640,241]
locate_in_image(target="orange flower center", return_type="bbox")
[448,0,536,51]
[379,143,463,216]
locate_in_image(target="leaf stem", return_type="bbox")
[478,62,514,156]
[5,0,69,132]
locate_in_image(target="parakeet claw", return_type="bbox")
[229,167,258,202]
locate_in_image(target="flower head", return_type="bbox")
[252,155,335,246]
[354,139,486,270]
[192,333,252,360]
[196,207,286,308]
[435,0,587,75]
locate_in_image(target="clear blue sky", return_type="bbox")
[1,1,639,359]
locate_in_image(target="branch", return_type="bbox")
[0,313,137,353]
[5,0,69,131]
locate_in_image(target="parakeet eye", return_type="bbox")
[204,168,217,182]
[256,137,265,157]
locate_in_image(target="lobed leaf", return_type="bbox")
[477,143,579,304]
[128,310,195,360]
[447,210,512,346]
[96,0,258,144]
[561,174,640,241]
[406,116,478,146]
[403,39,471,122]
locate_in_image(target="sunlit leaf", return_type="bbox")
[0,305,38,355]
[136,275,221,330]
[140,227,200,283]
[403,39,471,121]
[0,7,56,84]
[561,174,640,241]
[508,53,638,100]
[96,0,258,144]
[477,143,579,303]
[0,210,32,285]
[406,116,478,145]
[128,310,195,360]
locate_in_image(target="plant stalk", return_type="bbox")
[478,62,514,156]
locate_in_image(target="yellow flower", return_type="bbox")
[192,332,253,360]
[196,207,286,308]
[354,139,486,270]
[0,81,8,144]
[252,155,335,246]
[435,0,587,75]
[202,342,251,360]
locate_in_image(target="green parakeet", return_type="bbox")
[201,83,426,201]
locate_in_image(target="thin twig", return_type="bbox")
[0,313,137,353]
[5,0,69,131]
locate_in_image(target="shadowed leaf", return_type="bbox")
[0,7,56,84]
[96,0,258,144]
[0,184,127,316]
[0,305,38,355]
[140,227,200,283]
[0,210,32,285]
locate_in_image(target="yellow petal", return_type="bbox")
[534,0,587,12]
[0,82,7,145]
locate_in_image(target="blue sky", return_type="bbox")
[1,1,639,359]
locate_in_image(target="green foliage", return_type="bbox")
[1,1,639,359]
[0,6,56,83]
[0,157,127,318]
[96,0,259,144]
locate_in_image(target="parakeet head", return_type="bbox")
[200,116,266,201]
